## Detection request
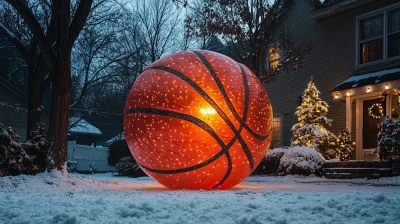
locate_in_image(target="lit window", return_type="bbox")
[268,45,280,69]
[271,116,281,148]
[358,5,400,65]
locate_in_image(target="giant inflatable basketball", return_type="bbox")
[124,50,272,190]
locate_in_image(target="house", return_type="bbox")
[105,132,125,146]
[263,0,400,160]
[208,0,400,161]
[68,117,103,146]
[0,31,50,141]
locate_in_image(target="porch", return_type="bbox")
[331,68,400,161]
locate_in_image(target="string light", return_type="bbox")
[123,50,273,190]
[368,103,384,119]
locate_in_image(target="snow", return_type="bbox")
[1,172,400,223]
[332,68,400,88]
[105,132,125,145]
[69,117,102,135]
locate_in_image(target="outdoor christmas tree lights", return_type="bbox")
[124,50,272,190]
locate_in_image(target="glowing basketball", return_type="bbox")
[124,50,272,190]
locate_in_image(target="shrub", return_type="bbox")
[67,160,77,173]
[0,124,49,176]
[253,147,287,175]
[276,146,325,176]
[108,140,132,166]
[116,156,146,177]
[260,146,325,176]
[336,128,353,161]
[22,124,48,172]
[376,117,400,161]
[0,124,33,176]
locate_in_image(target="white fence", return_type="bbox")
[67,141,116,172]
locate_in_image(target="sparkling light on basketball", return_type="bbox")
[124,50,272,190]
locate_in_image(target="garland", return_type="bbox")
[368,103,384,119]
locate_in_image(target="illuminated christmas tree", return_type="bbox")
[336,128,353,161]
[291,80,337,157]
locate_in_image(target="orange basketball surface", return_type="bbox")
[124,50,272,190]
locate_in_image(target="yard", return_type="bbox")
[1,172,399,224]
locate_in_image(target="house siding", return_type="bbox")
[265,0,400,147]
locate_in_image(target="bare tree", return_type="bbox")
[4,0,94,171]
[70,1,124,109]
[184,0,214,49]
[133,0,182,62]
[184,0,311,83]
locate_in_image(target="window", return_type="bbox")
[271,116,281,148]
[268,45,280,69]
[388,8,400,58]
[358,5,400,65]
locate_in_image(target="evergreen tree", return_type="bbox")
[336,129,353,161]
[291,80,337,156]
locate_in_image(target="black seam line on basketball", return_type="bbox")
[193,51,268,141]
[148,65,254,171]
[211,64,250,188]
[125,107,239,174]
[211,153,232,189]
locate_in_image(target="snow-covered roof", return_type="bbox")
[330,68,400,92]
[105,132,125,144]
[69,117,102,135]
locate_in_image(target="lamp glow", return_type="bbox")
[200,107,217,115]
[367,87,371,93]
[385,84,389,90]
[346,91,351,97]
[335,94,339,99]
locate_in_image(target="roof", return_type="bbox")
[69,117,102,135]
[205,36,232,57]
[330,68,400,92]
[105,132,125,144]
[312,0,378,19]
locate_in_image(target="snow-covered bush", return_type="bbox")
[266,146,325,176]
[67,160,77,173]
[291,80,337,159]
[376,117,400,161]
[0,124,48,176]
[253,147,287,175]
[22,124,48,172]
[0,124,34,176]
[116,156,146,177]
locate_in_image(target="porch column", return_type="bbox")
[346,95,352,132]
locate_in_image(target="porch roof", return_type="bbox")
[330,68,400,92]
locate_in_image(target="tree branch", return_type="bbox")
[4,0,56,73]
[68,0,94,48]
[0,22,28,61]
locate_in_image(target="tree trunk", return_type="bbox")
[26,68,43,139]
[47,51,72,171]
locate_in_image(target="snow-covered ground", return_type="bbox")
[1,172,400,224]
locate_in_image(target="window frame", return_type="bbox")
[271,115,282,149]
[355,2,400,67]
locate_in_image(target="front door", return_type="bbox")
[362,99,385,160]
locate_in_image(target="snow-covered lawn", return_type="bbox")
[1,173,400,224]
